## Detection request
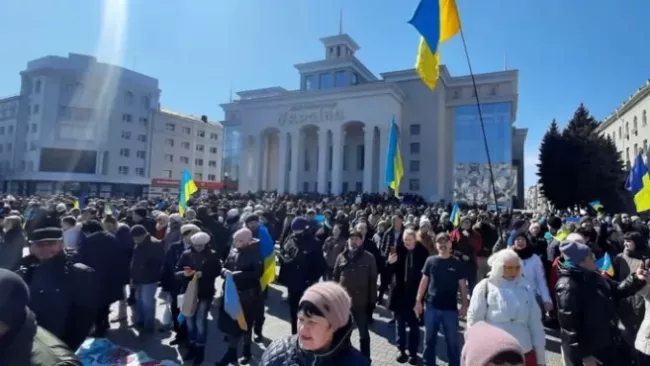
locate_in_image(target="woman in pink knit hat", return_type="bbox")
[260,281,370,366]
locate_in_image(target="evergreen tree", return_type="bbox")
[538,120,572,208]
[563,103,599,139]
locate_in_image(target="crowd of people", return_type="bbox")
[0,191,650,366]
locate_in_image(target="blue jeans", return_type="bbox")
[186,300,210,345]
[135,282,158,329]
[423,306,460,366]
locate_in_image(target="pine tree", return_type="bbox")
[563,103,599,139]
[538,119,572,208]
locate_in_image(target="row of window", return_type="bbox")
[0,105,17,119]
[162,154,218,167]
[163,139,218,153]
[609,110,648,141]
[121,131,148,142]
[304,70,359,90]
[119,149,147,159]
[0,125,14,135]
[164,123,218,140]
[123,113,149,126]
[159,170,216,181]
[624,139,649,165]
[299,178,421,193]
[118,166,146,176]
[123,91,151,109]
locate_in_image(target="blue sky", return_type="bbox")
[1,0,649,188]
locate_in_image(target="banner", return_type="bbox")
[76,338,179,366]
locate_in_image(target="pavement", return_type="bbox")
[105,278,567,366]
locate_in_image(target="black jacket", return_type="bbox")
[77,231,123,306]
[175,247,221,300]
[387,243,429,313]
[278,232,326,290]
[259,318,369,366]
[555,259,646,364]
[130,235,164,285]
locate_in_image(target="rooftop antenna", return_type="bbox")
[504,53,508,71]
[229,83,233,103]
[339,9,343,35]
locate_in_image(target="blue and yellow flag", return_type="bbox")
[589,200,603,211]
[409,0,461,89]
[384,116,404,198]
[179,170,198,215]
[73,192,85,210]
[450,202,460,227]
[258,223,276,290]
[626,154,650,213]
[596,252,615,277]
[224,273,248,331]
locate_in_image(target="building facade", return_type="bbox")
[0,53,223,197]
[221,34,526,207]
[148,110,224,198]
[525,184,550,212]
[596,79,650,168]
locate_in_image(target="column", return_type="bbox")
[362,126,374,193]
[330,127,343,194]
[260,134,269,191]
[289,130,300,194]
[277,132,288,193]
[249,135,260,192]
[378,126,389,193]
[317,128,328,193]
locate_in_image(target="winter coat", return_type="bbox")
[0,227,25,271]
[130,235,165,285]
[77,231,124,305]
[161,241,188,294]
[279,232,326,290]
[323,236,346,269]
[634,284,650,356]
[520,253,552,304]
[113,223,135,286]
[259,318,369,366]
[175,247,221,300]
[613,250,647,348]
[387,243,429,313]
[468,277,546,365]
[333,248,377,310]
[555,259,645,364]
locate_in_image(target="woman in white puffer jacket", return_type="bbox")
[467,248,546,366]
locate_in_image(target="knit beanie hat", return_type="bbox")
[559,240,592,263]
[461,321,524,366]
[299,282,351,331]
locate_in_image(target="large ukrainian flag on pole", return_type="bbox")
[385,116,404,198]
[409,0,461,89]
[179,169,198,215]
[626,154,650,213]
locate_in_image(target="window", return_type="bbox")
[7,125,12,134]
[303,182,310,192]
[351,73,358,85]
[165,123,175,132]
[182,127,191,134]
[644,140,648,154]
[161,169,172,178]
[304,148,310,171]
[180,156,189,164]
[209,160,217,167]
[643,110,648,127]
[34,80,41,93]
[165,138,174,147]
[122,113,132,122]
[136,150,146,159]
[33,104,39,114]
[319,73,331,89]
[0,127,4,135]
[634,116,638,134]
[29,142,36,151]
[194,173,203,181]
[634,143,638,157]
[137,134,147,142]
[121,131,131,140]
[164,154,173,162]
[210,133,218,140]
[125,91,134,105]
[305,75,315,90]
[336,46,341,57]
[410,124,421,136]
[195,158,203,166]
[7,143,12,152]
[30,124,37,133]
[409,142,420,154]
[142,96,150,108]
[619,126,622,139]
[410,160,420,172]
[409,179,420,191]
[139,117,148,126]
[181,142,190,149]
[197,130,205,138]
[357,144,364,170]
[355,182,362,192]
[209,147,218,154]
[120,148,130,157]
[334,71,346,87]
[135,168,145,176]
[342,181,348,193]
[118,166,129,175]
[489,86,497,96]
[196,144,204,152]
[625,121,629,137]
[208,174,216,181]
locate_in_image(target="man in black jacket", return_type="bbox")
[556,239,650,366]
[0,268,81,365]
[17,227,99,351]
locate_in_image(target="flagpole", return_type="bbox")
[458,28,501,216]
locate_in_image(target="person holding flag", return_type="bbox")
[179,169,198,217]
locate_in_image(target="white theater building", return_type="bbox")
[221,33,526,206]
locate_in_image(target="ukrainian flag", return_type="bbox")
[179,169,198,215]
[409,0,461,89]
[596,252,615,277]
[450,202,460,227]
[258,222,276,290]
[73,192,85,210]
[384,116,404,198]
[589,201,604,211]
[224,273,248,331]
[626,154,650,213]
